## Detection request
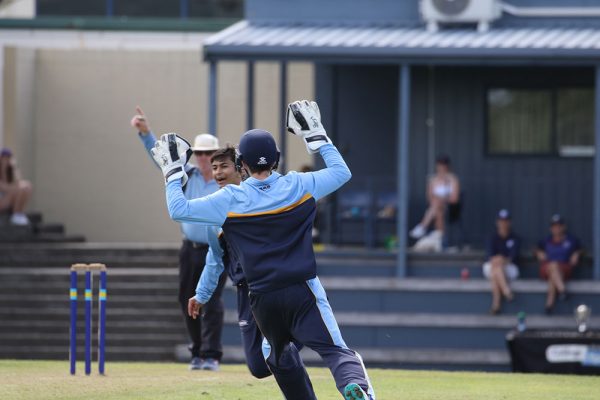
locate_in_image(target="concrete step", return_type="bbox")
[0,243,593,280]
[1,268,599,315]
[33,223,65,235]
[320,277,600,316]
[1,266,597,369]
[0,243,178,266]
[1,299,596,350]
[0,212,84,243]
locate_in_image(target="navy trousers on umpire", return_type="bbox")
[250,277,375,400]
[179,240,227,360]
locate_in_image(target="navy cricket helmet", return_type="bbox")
[238,129,280,170]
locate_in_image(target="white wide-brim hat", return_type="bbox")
[191,133,220,151]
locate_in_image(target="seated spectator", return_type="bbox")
[535,214,582,314]
[483,209,520,315]
[0,148,32,226]
[410,155,460,252]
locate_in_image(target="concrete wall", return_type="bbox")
[0,0,35,18]
[3,44,312,242]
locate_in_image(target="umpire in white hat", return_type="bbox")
[131,106,227,371]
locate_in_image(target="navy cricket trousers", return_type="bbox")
[237,283,272,378]
[237,283,307,380]
[250,277,374,400]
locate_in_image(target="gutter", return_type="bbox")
[502,2,600,18]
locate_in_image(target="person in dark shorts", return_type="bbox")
[535,214,582,314]
[483,209,520,315]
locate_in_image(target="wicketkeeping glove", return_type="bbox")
[286,100,331,154]
[150,133,192,186]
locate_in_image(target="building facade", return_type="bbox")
[204,0,600,278]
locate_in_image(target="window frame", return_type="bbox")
[484,83,594,159]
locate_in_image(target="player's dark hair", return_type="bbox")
[246,163,273,174]
[210,145,236,165]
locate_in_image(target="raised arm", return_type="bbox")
[166,179,231,226]
[150,132,230,225]
[286,100,351,200]
[132,106,194,173]
[299,144,351,201]
[131,106,158,160]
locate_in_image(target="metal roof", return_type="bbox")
[204,21,600,64]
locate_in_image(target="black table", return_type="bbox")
[506,329,600,375]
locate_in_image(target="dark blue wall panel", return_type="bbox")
[317,64,594,251]
[410,66,594,251]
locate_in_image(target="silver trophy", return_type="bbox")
[574,304,591,333]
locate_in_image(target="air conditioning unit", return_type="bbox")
[420,0,502,32]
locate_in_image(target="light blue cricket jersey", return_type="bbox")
[166,144,351,293]
[139,132,219,244]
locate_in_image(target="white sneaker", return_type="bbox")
[409,224,426,239]
[10,213,29,226]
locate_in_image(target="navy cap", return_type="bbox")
[497,209,511,220]
[238,129,279,169]
[0,148,12,157]
[550,214,565,225]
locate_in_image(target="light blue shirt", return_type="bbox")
[195,229,225,304]
[166,144,351,296]
[164,144,351,226]
[139,132,219,243]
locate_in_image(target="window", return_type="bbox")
[37,0,244,18]
[487,87,594,156]
[557,89,595,156]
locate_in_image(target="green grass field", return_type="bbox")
[1,360,599,400]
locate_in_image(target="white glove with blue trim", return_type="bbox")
[286,100,331,154]
[150,133,192,186]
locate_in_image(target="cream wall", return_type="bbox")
[4,42,313,242]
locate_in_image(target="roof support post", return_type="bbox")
[246,61,254,131]
[208,60,217,136]
[594,64,600,280]
[279,61,288,173]
[396,64,411,278]
[105,0,114,17]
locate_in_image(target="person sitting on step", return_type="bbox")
[0,148,33,226]
[535,214,582,314]
[483,209,520,315]
[410,154,460,252]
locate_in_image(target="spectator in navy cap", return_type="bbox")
[0,148,33,226]
[535,214,582,314]
[483,209,520,315]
